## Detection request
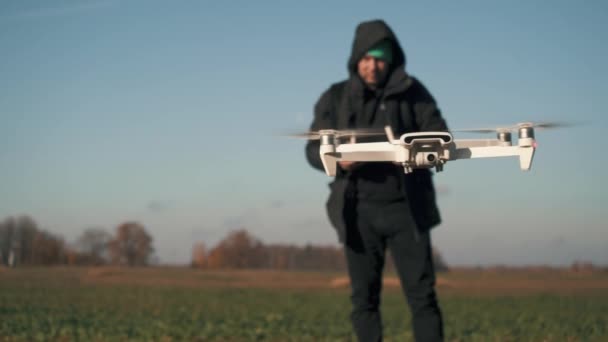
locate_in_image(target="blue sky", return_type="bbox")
[1,0,606,265]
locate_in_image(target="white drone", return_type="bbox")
[296,122,566,176]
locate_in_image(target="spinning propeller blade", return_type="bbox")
[452,121,574,133]
[283,128,386,140]
[450,127,501,134]
[519,121,574,129]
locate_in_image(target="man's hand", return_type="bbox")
[338,161,358,171]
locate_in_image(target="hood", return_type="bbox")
[347,19,406,74]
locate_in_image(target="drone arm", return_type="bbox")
[335,142,400,161]
[319,144,338,176]
[451,146,521,159]
[453,139,503,148]
[450,145,536,170]
[320,142,402,176]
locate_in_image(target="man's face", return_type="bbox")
[357,55,389,89]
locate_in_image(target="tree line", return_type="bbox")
[191,229,449,272]
[0,215,449,271]
[0,215,154,267]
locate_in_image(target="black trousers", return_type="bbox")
[344,200,443,342]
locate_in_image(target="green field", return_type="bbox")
[1,267,607,341]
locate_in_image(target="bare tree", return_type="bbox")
[0,215,69,266]
[76,227,111,265]
[31,230,66,265]
[15,215,38,264]
[108,222,154,266]
[0,215,40,265]
[0,217,17,265]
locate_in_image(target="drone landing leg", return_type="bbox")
[519,147,535,171]
[320,144,338,176]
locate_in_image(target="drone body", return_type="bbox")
[318,125,537,176]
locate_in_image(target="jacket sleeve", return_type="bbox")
[305,87,335,172]
[410,78,449,132]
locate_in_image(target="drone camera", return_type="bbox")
[415,151,440,167]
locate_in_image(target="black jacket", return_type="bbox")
[306,20,448,242]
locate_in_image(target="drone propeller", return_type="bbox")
[284,128,386,140]
[452,121,573,134]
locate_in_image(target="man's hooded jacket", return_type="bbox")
[306,20,448,243]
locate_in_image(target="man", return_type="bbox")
[305,19,447,342]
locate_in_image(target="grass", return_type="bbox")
[0,267,607,341]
